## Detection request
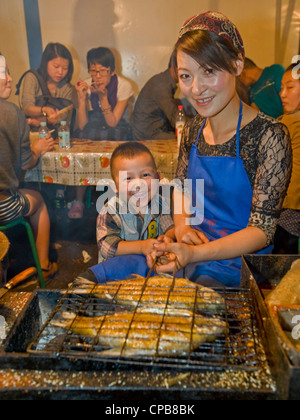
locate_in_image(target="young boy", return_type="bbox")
[97,142,175,262]
[74,142,175,285]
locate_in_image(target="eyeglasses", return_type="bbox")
[89,68,111,77]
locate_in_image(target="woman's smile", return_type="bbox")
[195,96,215,107]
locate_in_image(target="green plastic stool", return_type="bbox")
[0,219,46,289]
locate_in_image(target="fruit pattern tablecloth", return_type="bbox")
[25,139,179,186]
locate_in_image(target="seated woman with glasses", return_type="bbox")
[69,47,135,219]
[75,47,134,142]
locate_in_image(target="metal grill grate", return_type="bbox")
[27,282,267,372]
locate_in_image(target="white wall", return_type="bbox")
[0,0,299,105]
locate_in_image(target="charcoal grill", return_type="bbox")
[0,276,278,399]
[22,283,268,373]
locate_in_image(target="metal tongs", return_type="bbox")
[144,256,158,283]
[145,255,179,292]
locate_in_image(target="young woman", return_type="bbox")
[274,62,300,252]
[0,54,57,280]
[75,47,134,140]
[69,47,134,219]
[18,43,75,132]
[148,11,292,286]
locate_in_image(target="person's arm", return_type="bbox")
[98,93,129,127]
[76,80,90,130]
[116,239,159,256]
[95,76,133,128]
[22,135,55,170]
[21,72,58,120]
[17,107,54,170]
[97,208,159,259]
[149,226,267,274]
[173,187,210,245]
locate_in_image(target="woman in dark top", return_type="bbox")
[148,11,292,286]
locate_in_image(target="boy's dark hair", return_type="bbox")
[110,142,157,179]
[87,47,115,72]
[38,43,74,83]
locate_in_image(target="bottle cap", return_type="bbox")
[61,121,67,126]
[178,105,184,109]
[40,122,47,127]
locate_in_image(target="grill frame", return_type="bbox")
[25,283,269,374]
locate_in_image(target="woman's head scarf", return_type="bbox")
[178,11,245,58]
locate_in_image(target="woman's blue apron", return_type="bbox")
[184,100,272,286]
[90,101,272,286]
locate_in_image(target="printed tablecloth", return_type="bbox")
[25,139,179,186]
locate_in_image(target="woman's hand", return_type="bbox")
[156,234,174,245]
[45,108,60,125]
[175,225,209,245]
[76,79,89,102]
[147,242,196,274]
[91,83,107,101]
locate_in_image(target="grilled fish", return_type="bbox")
[52,309,226,357]
[71,274,225,313]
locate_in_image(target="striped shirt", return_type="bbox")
[0,191,30,224]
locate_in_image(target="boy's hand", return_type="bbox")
[141,239,160,256]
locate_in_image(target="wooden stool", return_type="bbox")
[0,232,9,285]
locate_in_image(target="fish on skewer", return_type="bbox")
[52,309,227,357]
[71,274,225,313]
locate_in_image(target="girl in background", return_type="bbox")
[18,42,75,133]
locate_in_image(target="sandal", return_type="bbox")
[68,201,84,219]
[42,262,58,281]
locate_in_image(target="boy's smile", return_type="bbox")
[113,152,160,211]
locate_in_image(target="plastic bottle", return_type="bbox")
[38,122,49,139]
[175,105,186,147]
[58,121,71,149]
[54,189,66,209]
